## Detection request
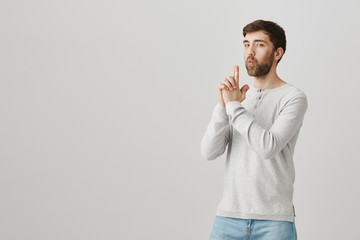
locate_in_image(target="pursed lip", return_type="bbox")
[247,59,255,65]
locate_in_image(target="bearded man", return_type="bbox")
[201,19,308,240]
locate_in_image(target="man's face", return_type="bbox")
[243,30,276,77]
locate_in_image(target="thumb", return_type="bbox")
[240,84,250,93]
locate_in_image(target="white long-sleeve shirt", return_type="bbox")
[200,82,308,222]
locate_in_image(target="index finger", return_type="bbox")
[233,65,239,86]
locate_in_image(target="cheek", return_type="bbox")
[259,51,272,60]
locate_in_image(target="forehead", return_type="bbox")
[243,30,270,42]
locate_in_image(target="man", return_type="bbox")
[200,19,307,240]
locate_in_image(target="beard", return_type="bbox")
[245,51,275,77]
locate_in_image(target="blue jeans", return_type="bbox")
[209,215,297,240]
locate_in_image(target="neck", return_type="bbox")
[252,63,286,89]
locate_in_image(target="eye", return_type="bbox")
[244,44,250,47]
[256,43,264,47]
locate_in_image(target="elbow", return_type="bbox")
[258,144,282,159]
[200,147,218,161]
[261,150,276,160]
[257,133,279,159]
[200,135,228,161]
[200,141,226,161]
[200,138,213,160]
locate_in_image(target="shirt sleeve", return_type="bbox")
[200,102,231,160]
[225,94,308,159]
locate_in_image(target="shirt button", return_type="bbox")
[254,105,257,109]
[258,96,262,99]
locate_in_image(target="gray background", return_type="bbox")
[1,0,359,239]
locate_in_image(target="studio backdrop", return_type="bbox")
[0,0,359,239]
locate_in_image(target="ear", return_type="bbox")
[274,47,284,62]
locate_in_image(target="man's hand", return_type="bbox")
[219,65,249,106]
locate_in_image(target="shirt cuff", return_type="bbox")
[213,102,228,120]
[225,101,244,115]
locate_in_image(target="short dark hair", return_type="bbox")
[243,19,286,64]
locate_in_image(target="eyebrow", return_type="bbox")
[243,39,267,44]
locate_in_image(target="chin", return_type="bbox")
[246,70,256,76]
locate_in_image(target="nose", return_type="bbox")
[245,46,255,60]
[248,46,255,57]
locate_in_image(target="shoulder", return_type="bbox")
[275,83,307,103]
[279,83,308,111]
[282,83,307,99]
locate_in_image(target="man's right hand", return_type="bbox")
[218,65,239,107]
